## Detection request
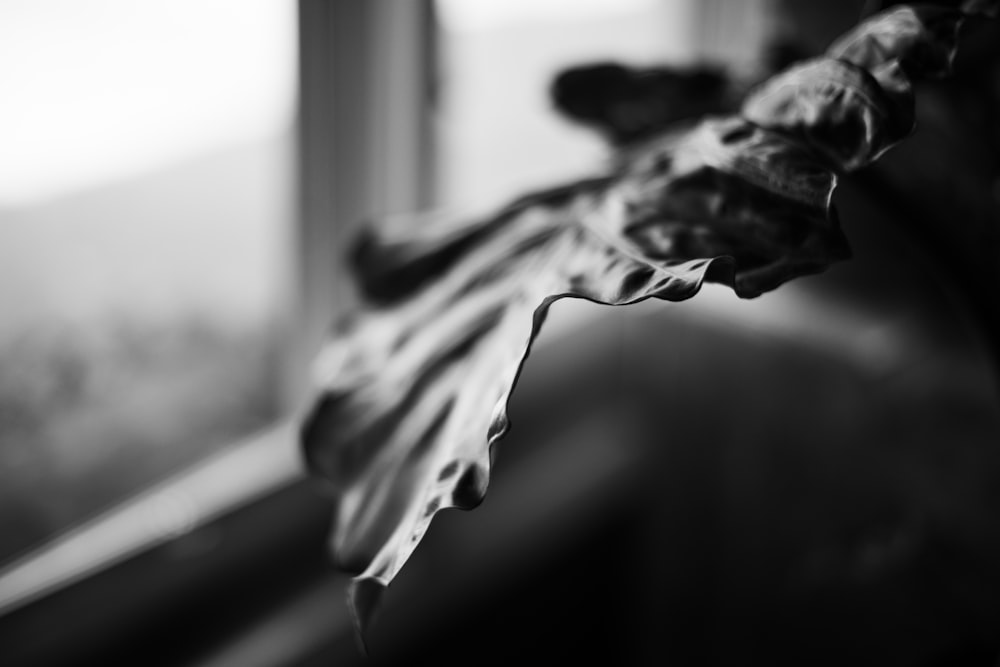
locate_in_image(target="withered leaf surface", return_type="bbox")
[300,2,996,633]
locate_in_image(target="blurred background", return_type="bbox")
[0,0,297,567]
[1,0,1000,665]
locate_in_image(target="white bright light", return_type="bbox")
[0,0,296,207]
[436,0,662,32]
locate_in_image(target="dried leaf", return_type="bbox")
[300,2,996,635]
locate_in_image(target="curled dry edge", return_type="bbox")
[300,2,998,641]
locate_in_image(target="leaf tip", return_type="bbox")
[348,578,386,656]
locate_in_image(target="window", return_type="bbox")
[0,0,297,587]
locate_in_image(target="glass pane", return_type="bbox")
[0,0,297,562]
[434,0,699,211]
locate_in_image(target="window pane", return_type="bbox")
[0,0,297,562]
[434,0,698,211]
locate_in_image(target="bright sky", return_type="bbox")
[0,0,296,207]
